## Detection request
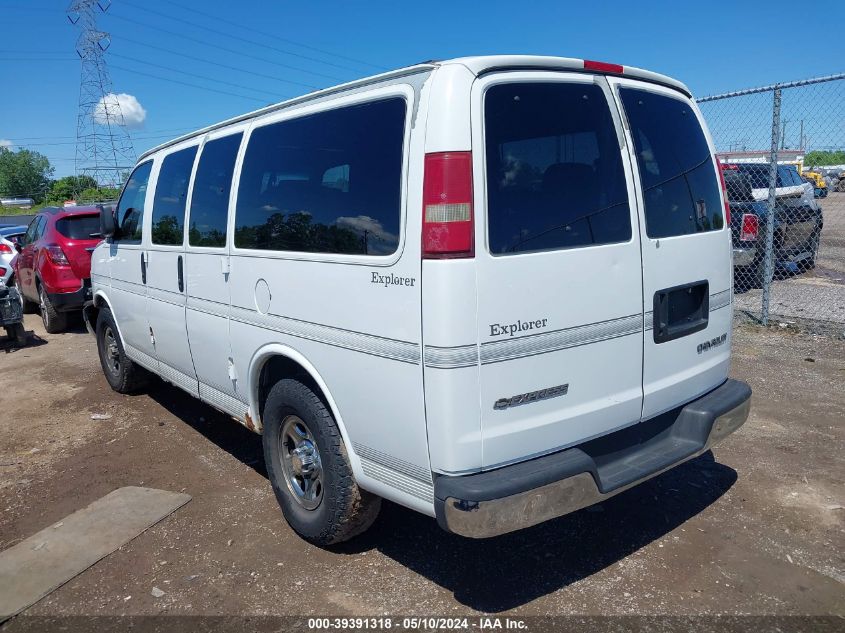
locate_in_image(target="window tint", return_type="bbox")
[485,82,631,255]
[735,164,779,188]
[189,134,241,248]
[116,161,153,243]
[235,98,406,255]
[151,147,197,246]
[56,214,100,239]
[620,88,724,238]
[780,165,801,186]
[23,217,39,244]
[33,216,47,241]
[734,164,803,189]
[321,164,350,192]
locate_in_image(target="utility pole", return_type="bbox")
[67,0,136,198]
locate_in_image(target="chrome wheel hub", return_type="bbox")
[278,415,323,510]
[103,326,120,374]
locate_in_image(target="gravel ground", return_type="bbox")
[0,313,843,622]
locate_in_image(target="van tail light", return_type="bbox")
[46,244,70,266]
[422,151,474,259]
[0,243,12,254]
[584,59,624,74]
[739,213,759,242]
[716,158,731,224]
[0,266,5,277]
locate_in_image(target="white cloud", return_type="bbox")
[336,215,398,254]
[93,92,147,128]
[0,139,12,149]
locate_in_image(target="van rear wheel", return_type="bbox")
[96,306,149,394]
[262,379,381,546]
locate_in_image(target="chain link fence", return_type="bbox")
[697,74,845,330]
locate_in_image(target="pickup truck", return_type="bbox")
[725,163,824,288]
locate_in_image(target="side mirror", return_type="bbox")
[98,204,117,239]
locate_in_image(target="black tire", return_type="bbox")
[14,277,37,314]
[38,284,67,334]
[801,226,822,271]
[262,379,381,546]
[96,306,149,394]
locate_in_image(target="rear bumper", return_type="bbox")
[47,279,92,312]
[434,378,751,538]
[732,245,757,267]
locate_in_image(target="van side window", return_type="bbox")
[234,97,406,256]
[189,133,242,248]
[485,83,632,255]
[151,147,197,246]
[619,88,724,238]
[115,161,153,244]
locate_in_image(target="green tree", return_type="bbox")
[0,147,54,201]
[804,150,845,167]
[48,175,98,203]
[151,215,183,245]
[77,186,121,203]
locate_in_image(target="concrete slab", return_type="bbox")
[0,486,191,622]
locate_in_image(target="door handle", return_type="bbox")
[177,255,184,293]
[140,252,146,284]
[652,280,709,344]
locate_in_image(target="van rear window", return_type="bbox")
[234,98,405,256]
[619,88,724,238]
[56,214,100,239]
[484,82,632,255]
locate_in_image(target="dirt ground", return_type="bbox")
[0,313,843,621]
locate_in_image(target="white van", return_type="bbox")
[88,56,751,545]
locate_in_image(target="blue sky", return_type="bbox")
[2,0,843,179]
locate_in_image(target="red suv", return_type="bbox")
[13,206,101,333]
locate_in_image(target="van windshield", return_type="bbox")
[484,82,632,255]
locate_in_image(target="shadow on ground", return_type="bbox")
[144,380,737,613]
[1,331,47,353]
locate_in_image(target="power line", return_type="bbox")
[105,11,347,83]
[8,133,201,147]
[109,64,270,104]
[119,36,320,90]
[120,0,373,75]
[3,127,197,142]
[0,57,76,62]
[166,0,386,72]
[108,52,292,100]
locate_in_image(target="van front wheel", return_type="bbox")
[263,379,381,546]
[96,307,149,394]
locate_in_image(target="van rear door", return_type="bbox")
[609,78,732,420]
[472,73,645,469]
